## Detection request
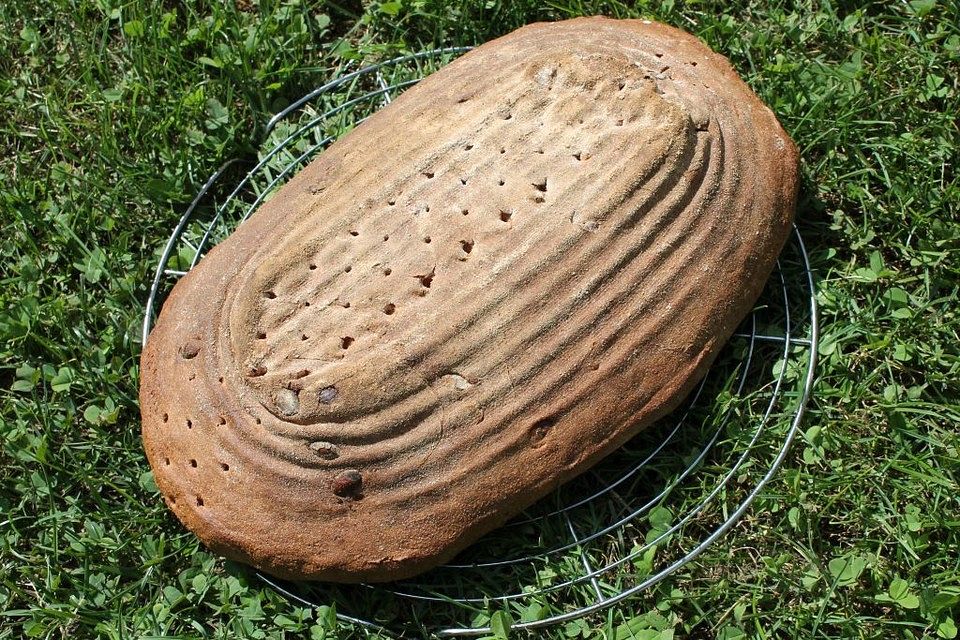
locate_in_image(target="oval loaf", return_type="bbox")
[139,16,800,582]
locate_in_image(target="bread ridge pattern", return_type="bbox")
[139,16,800,582]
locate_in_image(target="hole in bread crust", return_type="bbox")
[180,342,200,359]
[383,303,396,315]
[531,415,558,444]
[499,210,513,223]
[332,469,363,499]
[189,459,197,468]
[417,268,435,288]
[196,496,204,506]
[275,388,300,416]
[341,336,354,349]
[220,463,229,471]
[309,441,339,459]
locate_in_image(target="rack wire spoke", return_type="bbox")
[565,514,604,603]
[142,48,819,637]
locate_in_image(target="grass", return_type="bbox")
[1,0,957,638]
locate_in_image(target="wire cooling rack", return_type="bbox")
[143,48,819,637]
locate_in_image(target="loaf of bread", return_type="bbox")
[140,16,799,582]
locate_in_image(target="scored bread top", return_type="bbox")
[139,16,799,582]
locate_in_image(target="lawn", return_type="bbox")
[1,1,958,638]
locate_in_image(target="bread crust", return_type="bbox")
[139,16,799,582]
